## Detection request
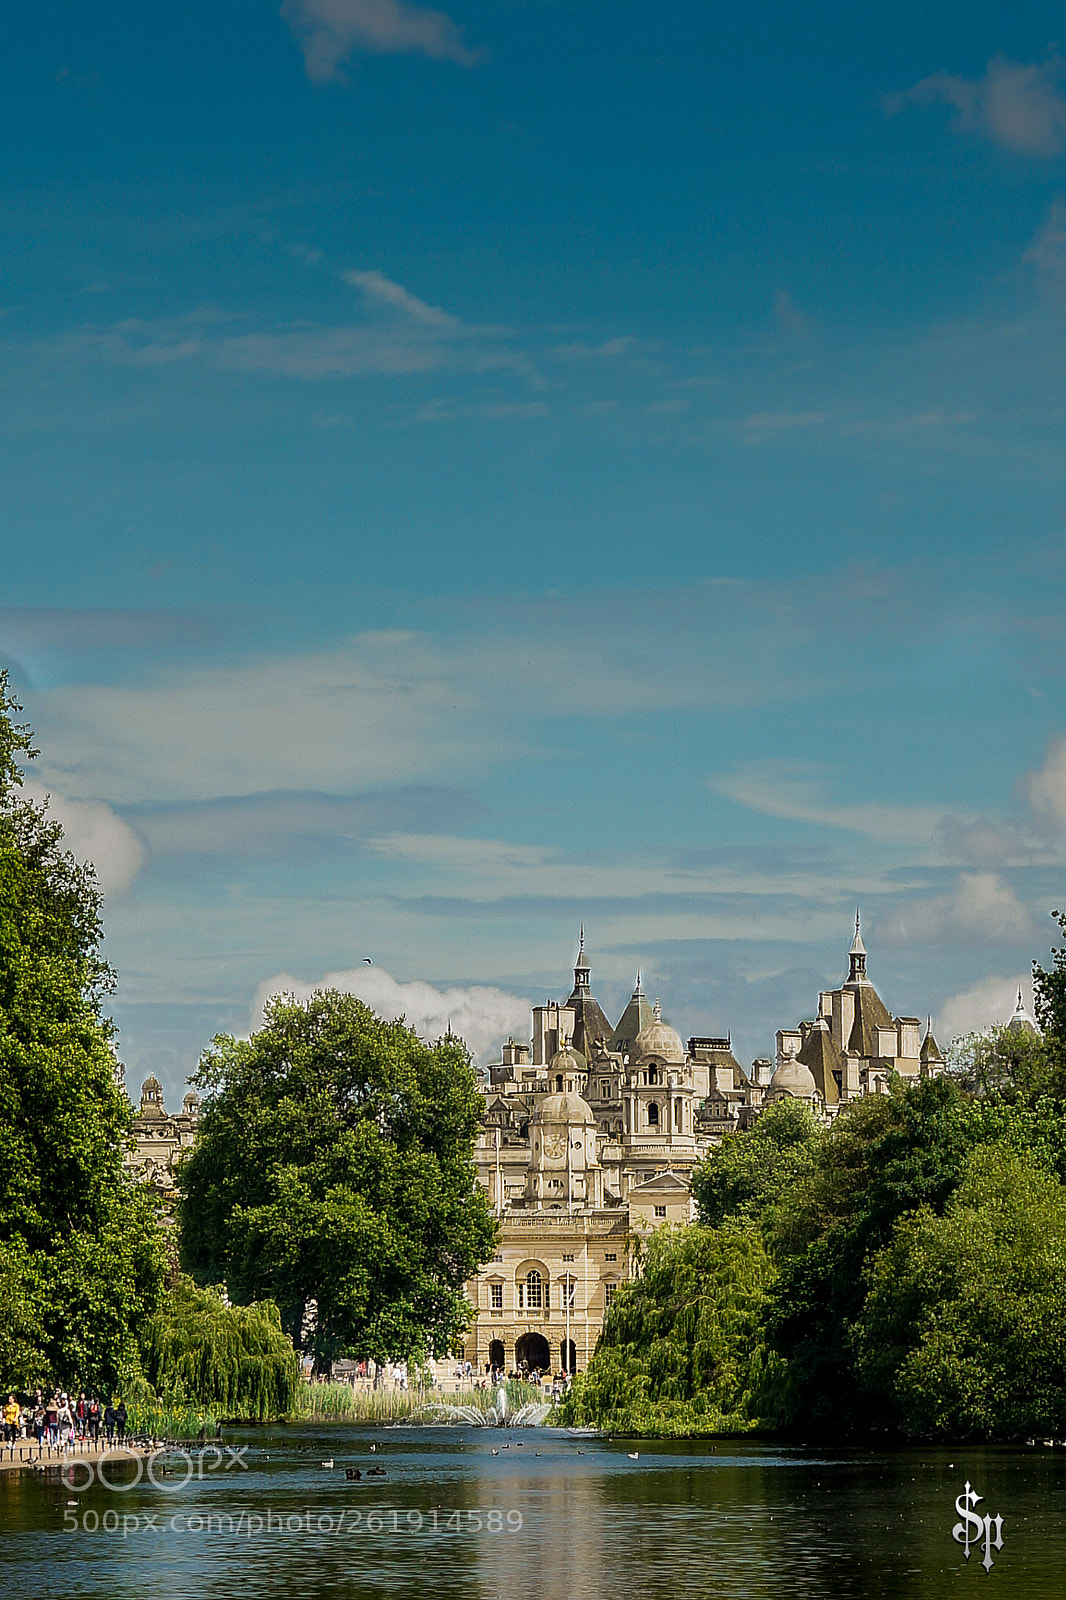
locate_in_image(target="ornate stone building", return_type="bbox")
[464,935,723,1377]
[751,913,945,1114]
[124,1073,201,1197]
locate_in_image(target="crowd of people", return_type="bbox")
[2,1391,129,1448]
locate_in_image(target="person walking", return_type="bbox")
[57,1394,75,1449]
[115,1399,127,1444]
[2,1395,20,1445]
[45,1394,59,1445]
[88,1395,101,1443]
[103,1401,116,1446]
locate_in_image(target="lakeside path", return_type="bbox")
[0,1439,161,1477]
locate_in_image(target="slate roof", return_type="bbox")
[797,1020,841,1106]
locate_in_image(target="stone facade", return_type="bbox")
[464,937,720,1376]
[124,1073,201,1198]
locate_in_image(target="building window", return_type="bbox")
[490,1283,503,1310]
[522,1269,543,1311]
[648,1101,659,1126]
[562,1276,576,1308]
[648,1065,658,1085]
[605,1252,617,1262]
[562,1252,574,1262]
[605,1282,617,1310]
[654,1204,667,1218]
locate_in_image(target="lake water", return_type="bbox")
[1,1423,1061,1599]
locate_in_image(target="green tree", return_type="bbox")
[855,1146,1066,1439]
[558,1223,775,1436]
[178,991,497,1366]
[145,1277,299,1419]
[0,673,167,1389]
[691,1098,822,1233]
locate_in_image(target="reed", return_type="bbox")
[296,1377,543,1423]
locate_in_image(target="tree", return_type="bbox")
[557,1222,775,1436]
[144,1277,299,1419]
[0,672,167,1389]
[690,1098,822,1232]
[854,1146,1066,1439]
[178,990,497,1366]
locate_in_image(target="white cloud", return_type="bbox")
[1028,730,1066,828]
[739,410,825,440]
[891,53,1066,157]
[21,777,145,898]
[281,0,483,83]
[938,972,1036,1042]
[343,269,456,327]
[250,965,530,1065]
[879,872,1035,946]
[710,767,946,847]
[1024,198,1066,294]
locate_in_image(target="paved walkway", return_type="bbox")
[0,1438,160,1475]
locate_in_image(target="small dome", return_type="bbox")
[141,1074,162,1094]
[532,1091,595,1126]
[633,1001,684,1063]
[769,1054,817,1098]
[548,1041,587,1076]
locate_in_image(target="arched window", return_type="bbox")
[648,1101,659,1127]
[518,1269,543,1312]
[648,1065,658,1086]
[556,1074,564,1092]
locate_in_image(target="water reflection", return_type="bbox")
[1,1426,1062,1599]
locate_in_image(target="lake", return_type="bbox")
[1,1423,1060,1598]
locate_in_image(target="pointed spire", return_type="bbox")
[847,906,868,983]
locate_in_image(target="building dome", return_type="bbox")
[769,1054,818,1098]
[532,1090,595,1127]
[548,1041,587,1076]
[141,1074,162,1094]
[633,1001,684,1063]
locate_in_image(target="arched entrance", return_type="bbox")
[515,1331,551,1374]
[560,1339,576,1375]
[488,1339,505,1370]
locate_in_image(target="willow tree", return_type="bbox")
[0,673,166,1388]
[178,991,496,1367]
[145,1277,299,1419]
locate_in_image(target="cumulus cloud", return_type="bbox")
[250,965,530,1065]
[889,53,1066,157]
[21,777,145,898]
[1028,730,1066,828]
[938,972,1036,1042]
[879,871,1035,946]
[281,0,484,83]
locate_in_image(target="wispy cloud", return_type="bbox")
[879,871,1036,947]
[281,0,484,84]
[343,268,456,327]
[888,52,1066,157]
[1028,730,1066,829]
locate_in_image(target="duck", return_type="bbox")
[491,1449,499,1457]
[627,1452,639,1460]
[346,1468,362,1481]
[366,1466,387,1477]
[320,1458,334,1469]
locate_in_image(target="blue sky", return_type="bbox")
[3,2,1066,1102]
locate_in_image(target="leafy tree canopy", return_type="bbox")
[145,1276,299,1420]
[690,1098,823,1234]
[178,990,497,1367]
[557,1223,776,1436]
[0,672,167,1390]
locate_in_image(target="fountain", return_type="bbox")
[404,1383,551,1428]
